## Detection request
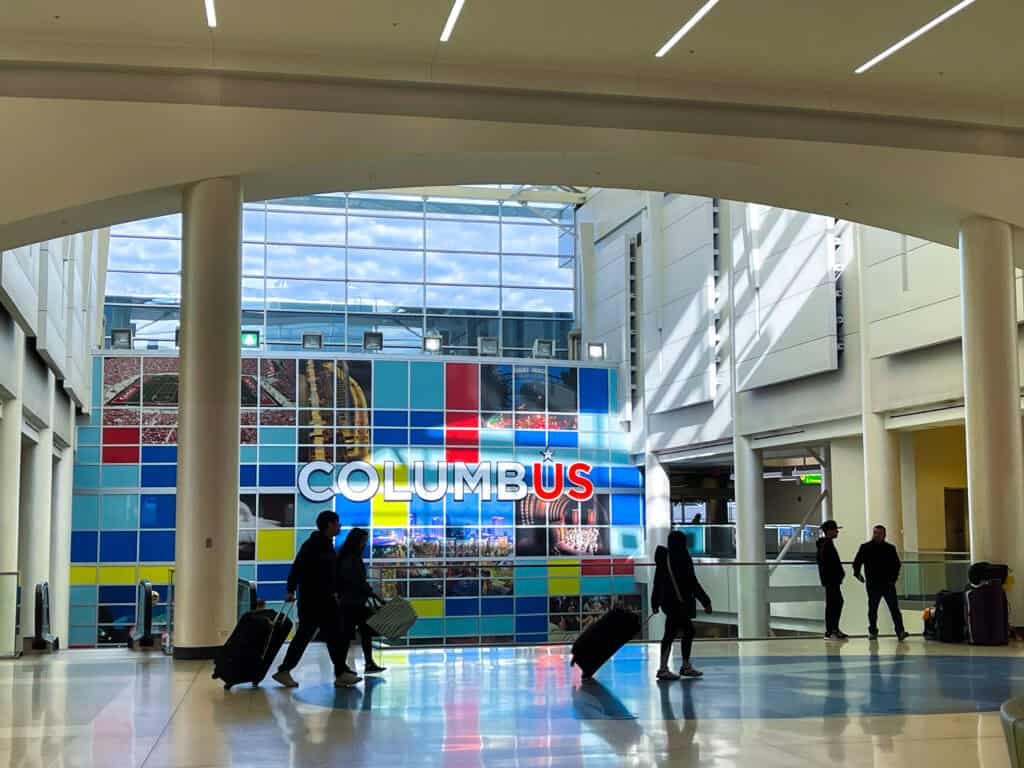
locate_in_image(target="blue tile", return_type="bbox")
[99,531,137,562]
[410,428,444,446]
[259,464,295,487]
[515,430,547,447]
[515,615,548,634]
[140,494,175,529]
[72,495,99,530]
[260,582,288,601]
[445,495,479,526]
[480,499,513,524]
[139,531,175,562]
[516,596,548,614]
[102,465,139,489]
[141,445,177,463]
[611,466,642,489]
[481,597,514,615]
[547,431,578,448]
[71,531,98,563]
[410,497,444,526]
[410,410,444,428]
[257,564,292,581]
[141,465,175,488]
[336,497,371,527]
[589,467,611,489]
[373,428,409,446]
[374,411,408,427]
[98,586,136,603]
[516,633,548,644]
[100,495,139,530]
[240,464,257,487]
[579,368,610,414]
[480,616,515,635]
[99,605,135,624]
[445,598,480,616]
[611,494,643,526]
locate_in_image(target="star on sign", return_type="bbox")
[540,447,554,463]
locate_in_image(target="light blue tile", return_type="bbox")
[374,360,409,409]
[77,445,101,464]
[91,357,103,410]
[259,427,296,445]
[611,527,644,557]
[373,446,409,465]
[410,362,444,409]
[480,615,514,635]
[408,447,445,464]
[444,617,479,637]
[479,448,514,464]
[408,618,443,638]
[480,430,514,447]
[237,563,256,582]
[70,605,96,626]
[102,465,139,489]
[581,576,613,594]
[72,495,100,530]
[89,409,102,426]
[611,575,636,595]
[579,414,609,433]
[514,578,547,596]
[580,449,610,465]
[609,369,618,415]
[239,446,259,463]
[610,450,631,464]
[69,626,96,646]
[296,496,323,528]
[260,445,296,463]
[101,494,140,530]
[77,427,101,446]
[70,585,97,605]
[74,465,101,489]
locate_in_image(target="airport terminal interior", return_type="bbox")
[3,1,1024,766]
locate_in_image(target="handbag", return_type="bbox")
[365,597,418,640]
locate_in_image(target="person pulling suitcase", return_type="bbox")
[272,510,361,689]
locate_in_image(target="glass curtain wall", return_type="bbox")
[104,191,576,357]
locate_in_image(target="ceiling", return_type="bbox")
[1,0,1021,125]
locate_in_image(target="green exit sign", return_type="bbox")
[241,330,261,349]
[800,473,822,485]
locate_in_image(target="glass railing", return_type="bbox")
[0,571,17,658]
[674,524,838,561]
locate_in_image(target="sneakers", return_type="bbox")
[897,631,910,642]
[680,665,704,678]
[656,669,681,681]
[364,662,387,674]
[272,669,299,688]
[334,671,362,688]
[868,629,879,639]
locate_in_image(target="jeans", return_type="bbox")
[867,583,905,635]
[824,583,844,635]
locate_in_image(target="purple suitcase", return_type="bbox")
[965,581,1009,646]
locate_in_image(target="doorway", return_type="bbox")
[943,488,968,553]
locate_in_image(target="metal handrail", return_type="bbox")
[367,558,969,569]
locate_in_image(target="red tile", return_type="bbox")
[446,447,479,463]
[102,427,139,445]
[581,559,611,576]
[445,411,477,429]
[447,429,479,447]
[102,445,140,464]
[445,363,478,411]
[612,558,635,576]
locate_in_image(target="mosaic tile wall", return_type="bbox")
[69,354,644,647]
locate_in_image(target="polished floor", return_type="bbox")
[1,638,1021,767]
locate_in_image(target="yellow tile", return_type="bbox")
[258,530,296,561]
[70,566,98,585]
[98,565,137,585]
[548,577,581,595]
[372,464,410,527]
[409,598,443,618]
[548,559,580,577]
[139,566,172,584]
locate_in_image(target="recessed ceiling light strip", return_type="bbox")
[855,0,977,74]
[204,0,218,29]
[655,0,721,58]
[440,0,466,43]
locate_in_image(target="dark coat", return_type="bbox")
[652,545,711,619]
[336,549,375,608]
[286,531,337,605]
[853,540,902,588]
[816,537,845,586]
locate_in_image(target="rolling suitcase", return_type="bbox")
[570,606,642,678]
[932,590,966,643]
[965,581,1009,646]
[212,605,294,690]
[969,562,1009,587]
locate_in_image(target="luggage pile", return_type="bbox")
[923,561,1010,646]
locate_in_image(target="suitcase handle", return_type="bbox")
[261,601,295,660]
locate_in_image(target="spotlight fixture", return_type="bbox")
[586,342,607,361]
[477,336,500,356]
[302,332,324,350]
[532,339,555,359]
[111,328,133,350]
[240,330,261,349]
[363,331,384,353]
[655,0,720,58]
[440,0,466,42]
[423,334,443,354]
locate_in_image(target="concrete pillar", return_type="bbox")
[899,433,919,555]
[958,217,1024,621]
[18,400,55,645]
[0,327,25,657]
[735,434,769,637]
[174,177,243,658]
[644,452,671,640]
[820,445,832,523]
[49,400,76,648]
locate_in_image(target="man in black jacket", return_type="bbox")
[272,510,361,689]
[817,520,848,640]
[853,524,909,641]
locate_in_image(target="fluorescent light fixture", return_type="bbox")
[204,0,217,28]
[477,336,500,356]
[655,0,721,58]
[854,0,976,74]
[362,331,384,352]
[423,334,443,354]
[111,328,133,350]
[302,332,323,350]
[532,339,555,359]
[440,0,465,42]
[586,342,606,361]
[240,330,261,349]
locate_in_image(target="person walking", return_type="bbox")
[651,530,712,680]
[817,520,848,641]
[272,511,361,689]
[853,525,909,641]
[336,528,387,675]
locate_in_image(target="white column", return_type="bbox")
[0,327,25,657]
[18,381,55,646]
[49,399,76,649]
[899,432,919,554]
[735,434,769,637]
[959,217,1024,621]
[820,445,832,523]
[644,452,671,639]
[174,177,243,658]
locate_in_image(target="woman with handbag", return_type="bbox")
[651,530,712,681]
[336,528,387,675]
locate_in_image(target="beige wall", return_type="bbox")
[913,426,968,552]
